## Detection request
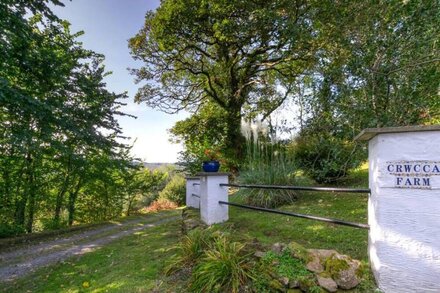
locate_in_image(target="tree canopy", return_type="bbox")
[131,0,439,176]
[0,0,152,235]
[129,0,317,162]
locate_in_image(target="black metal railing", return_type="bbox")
[220,183,370,194]
[218,183,369,229]
[219,201,369,229]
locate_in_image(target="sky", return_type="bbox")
[51,0,188,163]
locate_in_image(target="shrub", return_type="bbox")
[158,175,186,206]
[40,218,68,231]
[238,141,298,208]
[165,227,220,274]
[190,235,254,293]
[291,134,364,184]
[0,223,25,238]
[142,198,178,213]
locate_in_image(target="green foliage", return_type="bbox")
[190,235,254,293]
[262,250,312,281]
[123,168,169,214]
[170,102,233,173]
[0,1,136,235]
[291,133,364,184]
[0,223,26,238]
[165,228,220,274]
[130,0,316,165]
[158,174,186,206]
[238,139,297,208]
[291,0,439,182]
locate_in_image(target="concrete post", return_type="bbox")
[185,177,200,209]
[197,172,229,225]
[356,125,440,293]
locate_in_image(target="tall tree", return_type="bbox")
[129,0,315,162]
[0,0,135,234]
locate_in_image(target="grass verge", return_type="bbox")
[1,210,182,293]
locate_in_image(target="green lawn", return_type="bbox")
[2,210,183,293]
[3,167,375,292]
[227,188,369,261]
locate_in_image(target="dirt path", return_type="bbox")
[0,214,178,282]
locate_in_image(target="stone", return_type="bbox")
[271,260,280,266]
[271,242,285,253]
[279,277,290,287]
[306,256,324,273]
[308,249,338,261]
[327,254,361,290]
[298,276,317,292]
[334,261,361,289]
[287,241,309,261]
[254,250,265,258]
[183,219,199,230]
[288,279,299,288]
[317,275,338,292]
[269,279,284,291]
[306,249,340,274]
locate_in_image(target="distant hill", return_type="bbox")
[143,162,177,170]
[131,161,179,171]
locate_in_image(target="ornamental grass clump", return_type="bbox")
[238,124,298,208]
[189,235,255,293]
[165,227,220,275]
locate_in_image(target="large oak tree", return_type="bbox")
[129,0,315,161]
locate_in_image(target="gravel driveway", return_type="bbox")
[0,215,178,282]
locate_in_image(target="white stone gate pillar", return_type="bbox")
[197,172,229,225]
[356,125,440,293]
[185,177,200,209]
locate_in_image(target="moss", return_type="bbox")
[355,261,368,278]
[287,241,310,262]
[269,279,285,291]
[323,256,350,279]
[298,275,318,292]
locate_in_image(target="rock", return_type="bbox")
[306,256,324,273]
[279,277,290,287]
[271,242,285,253]
[269,279,285,291]
[287,241,309,261]
[308,249,338,261]
[306,249,339,274]
[298,276,317,292]
[317,275,338,292]
[334,262,361,289]
[288,279,299,288]
[254,250,265,258]
[326,254,361,290]
[271,260,280,266]
[183,219,199,231]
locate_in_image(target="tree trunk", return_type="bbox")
[54,175,69,224]
[225,106,245,172]
[24,153,35,233]
[54,156,73,224]
[68,177,82,226]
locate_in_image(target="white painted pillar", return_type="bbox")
[198,172,229,225]
[185,177,200,209]
[356,125,440,293]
